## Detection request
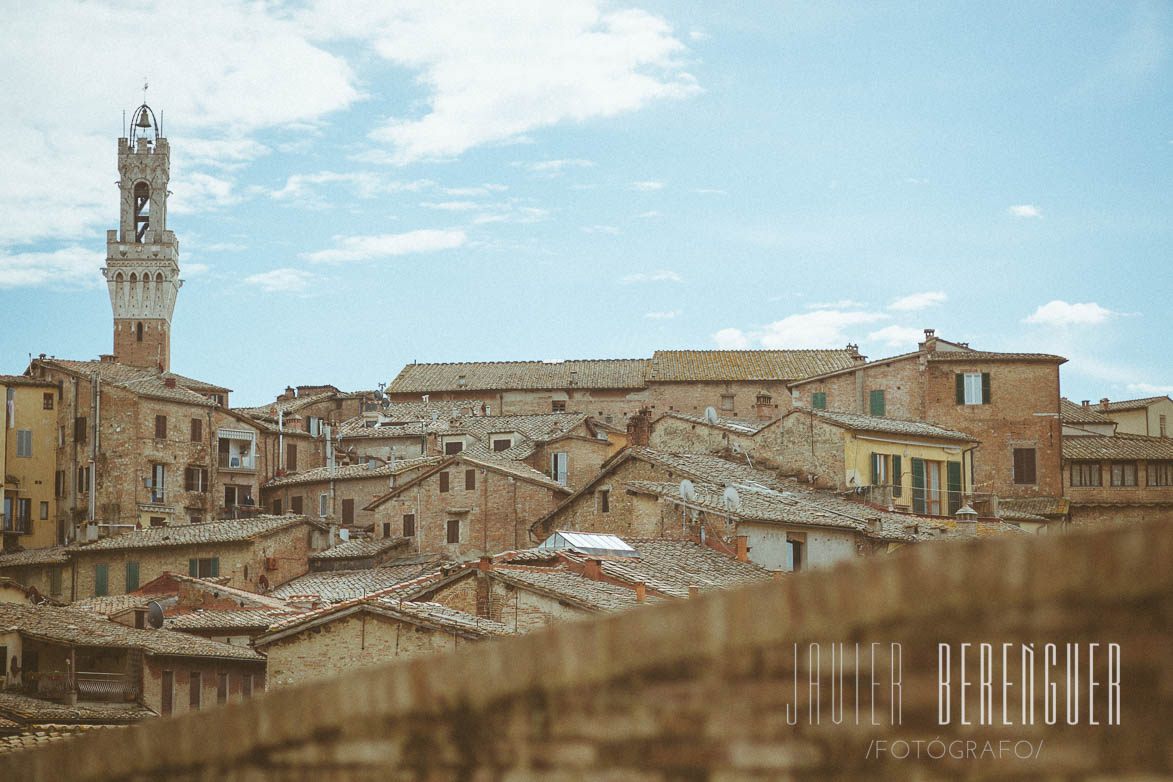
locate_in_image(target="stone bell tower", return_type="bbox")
[101,102,181,371]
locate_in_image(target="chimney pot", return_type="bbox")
[163,377,176,388]
[1082,400,1090,408]
[477,555,492,572]
[583,557,602,581]
[635,581,646,602]
[1100,398,1110,411]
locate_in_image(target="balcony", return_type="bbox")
[217,452,256,471]
[33,671,138,702]
[1,514,31,534]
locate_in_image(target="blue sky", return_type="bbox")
[1,1,1169,406]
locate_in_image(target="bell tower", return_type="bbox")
[101,102,182,371]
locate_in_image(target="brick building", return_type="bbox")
[365,454,571,556]
[1,376,59,551]
[0,547,72,603]
[788,329,1066,501]
[270,551,449,604]
[1062,432,1173,526]
[1060,397,1118,436]
[232,385,373,439]
[648,411,779,462]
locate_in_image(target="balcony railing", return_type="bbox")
[1,515,31,534]
[33,671,137,702]
[218,452,256,470]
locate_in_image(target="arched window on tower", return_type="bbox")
[133,181,150,242]
[136,322,143,342]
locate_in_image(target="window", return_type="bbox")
[15,430,32,458]
[439,472,450,493]
[290,495,303,515]
[319,493,328,518]
[162,670,173,716]
[812,392,827,410]
[48,568,62,597]
[1013,448,1036,485]
[155,415,167,440]
[271,498,282,514]
[189,557,219,578]
[869,390,885,417]
[551,400,566,413]
[756,393,772,406]
[125,562,140,592]
[286,442,297,471]
[184,466,208,493]
[492,438,511,452]
[1110,462,1137,487]
[551,453,568,486]
[946,461,963,515]
[383,522,391,538]
[55,470,65,498]
[149,464,165,503]
[217,673,228,705]
[342,499,354,524]
[136,322,143,341]
[190,418,202,442]
[597,489,610,513]
[149,516,166,527]
[444,440,464,455]
[465,469,476,490]
[1161,415,1168,438]
[720,394,735,412]
[39,501,48,520]
[42,393,53,410]
[956,372,991,405]
[242,674,252,698]
[786,535,805,572]
[869,452,888,486]
[190,671,201,710]
[307,417,322,437]
[94,564,109,597]
[1148,461,1173,487]
[403,514,415,537]
[891,455,902,497]
[77,465,90,494]
[14,499,31,525]
[74,416,87,443]
[446,519,460,544]
[189,513,202,525]
[1071,463,1102,488]
[910,458,944,515]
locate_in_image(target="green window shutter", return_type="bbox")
[892,455,902,497]
[210,557,219,578]
[869,390,885,417]
[94,564,108,597]
[125,562,140,593]
[189,558,198,577]
[947,461,963,515]
[812,392,826,409]
[955,373,965,404]
[869,452,878,485]
[981,372,991,404]
[911,458,926,515]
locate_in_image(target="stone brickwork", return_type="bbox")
[779,411,848,487]
[418,570,594,633]
[648,379,790,421]
[6,518,1169,780]
[140,657,264,718]
[525,436,611,492]
[649,416,781,463]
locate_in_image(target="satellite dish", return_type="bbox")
[731,442,741,454]
[146,601,165,629]
[704,407,719,424]
[680,479,696,502]
[723,486,742,513]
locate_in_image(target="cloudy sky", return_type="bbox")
[1,1,1169,405]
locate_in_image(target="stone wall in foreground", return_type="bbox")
[4,520,1171,781]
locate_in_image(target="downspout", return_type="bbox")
[89,374,99,527]
[278,410,284,471]
[326,425,335,521]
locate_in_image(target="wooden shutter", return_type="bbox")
[189,558,199,577]
[981,372,991,404]
[465,469,476,490]
[210,558,219,577]
[911,458,926,514]
[869,452,878,485]
[955,373,965,404]
[812,392,826,409]
[447,519,460,544]
[125,562,140,592]
[946,461,963,515]
[286,443,297,471]
[155,415,167,439]
[342,499,354,524]
[439,472,450,493]
[892,455,902,497]
[290,495,303,514]
[403,514,415,537]
[869,390,885,417]
[94,564,108,597]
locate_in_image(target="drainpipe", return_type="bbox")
[326,425,335,521]
[89,374,99,527]
[278,410,284,471]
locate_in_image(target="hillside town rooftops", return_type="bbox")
[490,566,665,613]
[1060,398,1115,424]
[270,553,449,603]
[309,537,407,562]
[30,359,228,405]
[0,692,154,725]
[1097,395,1173,412]
[165,608,292,631]
[1063,433,1173,461]
[263,456,442,488]
[71,515,315,553]
[924,351,1066,363]
[647,349,858,382]
[997,496,1070,518]
[0,375,56,388]
[389,359,650,393]
[0,546,72,568]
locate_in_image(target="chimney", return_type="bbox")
[919,328,938,353]
[954,505,979,537]
[626,408,652,447]
[133,606,148,629]
[688,585,700,599]
[163,377,177,389]
[736,535,749,563]
[867,518,882,534]
[99,354,116,363]
[635,581,646,603]
[1099,398,1110,411]
[278,386,296,402]
[1082,400,1090,409]
[583,557,602,581]
[477,555,492,572]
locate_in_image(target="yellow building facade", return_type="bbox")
[2,376,59,550]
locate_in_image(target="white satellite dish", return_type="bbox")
[680,479,696,502]
[730,442,741,454]
[723,486,741,513]
[704,407,719,424]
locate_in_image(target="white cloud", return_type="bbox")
[203,242,247,253]
[1024,300,1115,327]
[515,159,596,175]
[716,309,890,349]
[182,263,211,277]
[644,310,679,319]
[270,172,432,206]
[1126,382,1173,395]
[0,246,104,289]
[635,211,663,218]
[621,269,681,283]
[809,299,866,310]
[693,188,727,195]
[304,229,468,263]
[1009,204,1042,218]
[311,3,701,164]
[420,201,480,211]
[169,173,241,214]
[889,291,947,311]
[689,29,710,41]
[472,203,550,224]
[631,181,665,191]
[443,184,508,196]
[582,225,620,234]
[713,328,751,349]
[866,325,925,348]
[243,268,315,294]
[902,177,929,184]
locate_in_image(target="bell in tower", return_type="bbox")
[100,99,182,372]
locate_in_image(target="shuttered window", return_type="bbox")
[190,418,202,442]
[465,469,476,490]
[155,415,167,439]
[439,472,450,493]
[94,564,109,597]
[869,390,885,417]
[811,392,827,409]
[946,461,963,515]
[15,430,32,458]
[1013,448,1037,485]
[1071,463,1102,487]
[286,443,297,471]
[290,495,303,514]
[342,499,354,524]
[910,458,926,515]
[125,562,140,592]
[447,519,460,544]
[403,514,416,536]
[892,455,902,497]
[956,372,991,405]
[551,453,568,486]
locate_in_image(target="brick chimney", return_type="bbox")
[99,354,116,363]
[278,386,296,403]
[919,328,938,353]
[688,585,700,599]
[1099,398,1110,411]
[1082,400,1090,409]
[736,536,749,563]
[635,581,646,603]
[582,557,603,581]
[477,555,492,572]
[626,408,652,447]
[163,377,177,389]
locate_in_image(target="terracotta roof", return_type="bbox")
[0,546,72,568]
[1098,395,1173,412]
[491,566,664,613]
[925,351,1066,363]
[997,507,1048,523]
[1063,433,1173,461]
[71,515,313,553]
[0,375,55,388]
[388,359,650,392]
[654,411,776,435]
[232,390,352,421]
[796,408,978,442]
[1060,398,1115,424]
[647,349,858,382]
[165,608,293,631]
[270,554,448,603]
[309,537,407,561]
[141,572,292,610]
[0,693,153,725]
[562,540,771,598]
[625,448,789,490]
[263,456,442,488]
[0,724,130,757]
[34,359,226,405]
[257,594,511,642]
[998,497,1070,517]
[0,603,263,660]
[70,594,152,617]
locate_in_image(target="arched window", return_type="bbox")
[129,272,137,282]
[115,271,124,282]
[133,181,150,242]
[136,322,143,342]
[155,272,163,282]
